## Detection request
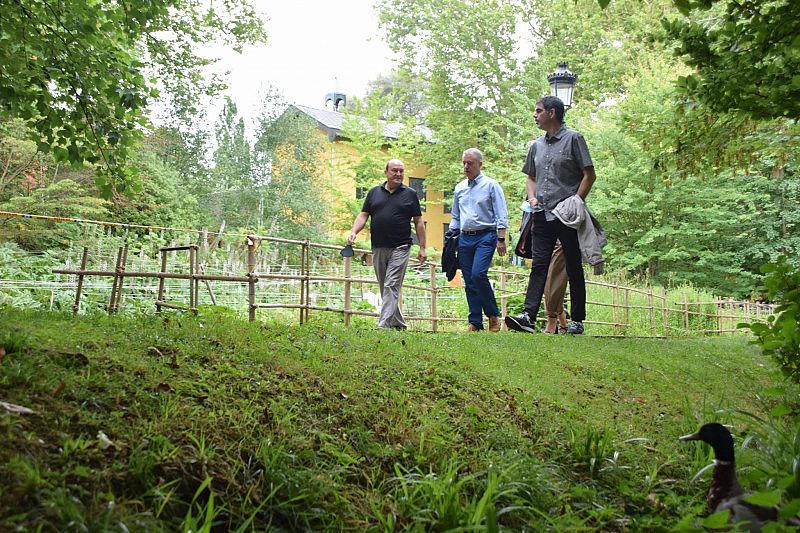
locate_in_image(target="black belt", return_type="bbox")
[461,228,495,236]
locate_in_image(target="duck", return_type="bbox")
[680,423,779,532]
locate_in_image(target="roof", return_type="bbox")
[291,104,434,142]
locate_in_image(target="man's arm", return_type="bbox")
[413,215,427,263]
[526,174,538,207]
[348,212,369,245]
[576,166,596,200]
[492,182,509,257]
[448,187,460,231]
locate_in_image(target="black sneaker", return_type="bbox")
[505,311,536,333]
[566,321,584,335]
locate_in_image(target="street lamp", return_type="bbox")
[547,62,577,108]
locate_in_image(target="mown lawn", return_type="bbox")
[0,308,795,531]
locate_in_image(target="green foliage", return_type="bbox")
[663,0,800,120]
[377,0,536,203]
[748,257,800,384]
[253,94,328,241]
[0,179,111,249]
[0,118,41,201]
[109,150,200,230]
[0,0,266,194]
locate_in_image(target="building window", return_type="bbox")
[409,177,426,212]
[443,190,452,214]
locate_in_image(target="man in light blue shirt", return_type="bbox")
[448,148,508,332]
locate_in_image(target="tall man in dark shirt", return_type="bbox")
[505,96,596,335]
[348,159,426,330]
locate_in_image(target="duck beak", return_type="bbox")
[679,431,701,441]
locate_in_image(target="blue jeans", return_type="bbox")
[458,231,499,329]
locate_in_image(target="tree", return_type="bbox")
[662,0,800,120]
[252,95,327,241]
[366,70,430,121]
[0,179,110,249]
[0,117,40,201]
[206,98,259,229]
[0,0,266,194]
[377,0,537,206]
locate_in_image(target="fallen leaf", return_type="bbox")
[51,381,66,397]
[0,401,35,415]
[97,430,113,450]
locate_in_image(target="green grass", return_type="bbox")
[0,308,797,531]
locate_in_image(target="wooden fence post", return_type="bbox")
[247,235,257,322]
[189,244,198,315]
[430,262,438,333]
[661,287,668,336]
[499,270,507,331]
[73,247,88,315]
[343,253,352,326]
[299,241,307,324]
[156,249,167,313]
[624,288,630,334]
[648,287,656,337]
[107,246,124,315]
[683,293,689,333]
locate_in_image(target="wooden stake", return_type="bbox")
[72,247,88,315]
[343,253,352,326]
[430,262,438,333]
[247,235,257,322]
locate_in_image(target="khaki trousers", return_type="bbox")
[372,245,411,329]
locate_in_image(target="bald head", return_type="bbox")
[384,159,405,191]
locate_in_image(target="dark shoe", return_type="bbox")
[566,321,584,335]
[467,323,481,332]
[488,316,501,332]
[505,311,536,333]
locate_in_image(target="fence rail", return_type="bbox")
[40,233,777,337]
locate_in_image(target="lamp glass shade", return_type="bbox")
[550,83,575,108]
[547,62,577,108]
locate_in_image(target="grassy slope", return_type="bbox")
[0,309,784,531]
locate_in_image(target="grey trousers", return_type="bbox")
[372,245,411,329]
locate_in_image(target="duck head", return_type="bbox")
[680,423,736,463]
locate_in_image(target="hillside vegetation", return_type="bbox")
[0,308,796,531]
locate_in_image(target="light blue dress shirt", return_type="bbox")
[448,173,508,232]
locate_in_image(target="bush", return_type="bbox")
[747,257,800,384]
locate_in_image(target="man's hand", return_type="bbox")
[417,250,427,263]
[496,240,507,256]
[529,197,538,208]
[347,232,357,245]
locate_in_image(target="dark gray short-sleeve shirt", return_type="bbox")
[522,125,593,215]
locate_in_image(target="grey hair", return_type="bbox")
[463,148,483,162]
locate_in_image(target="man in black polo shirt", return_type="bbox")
[347,159,427,330]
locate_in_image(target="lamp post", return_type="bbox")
[547,62,577,108]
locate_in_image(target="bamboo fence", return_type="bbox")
[50,234,776,337]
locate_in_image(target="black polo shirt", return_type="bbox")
[362,183,422,248]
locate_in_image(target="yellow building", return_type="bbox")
[287,103,452,252]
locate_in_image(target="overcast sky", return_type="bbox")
[207,0,395,125]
